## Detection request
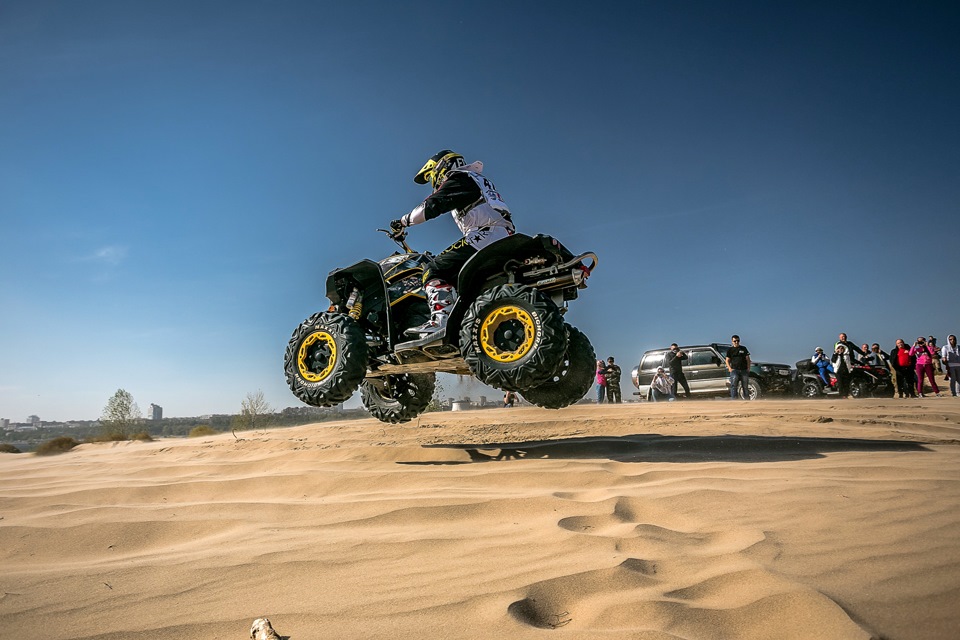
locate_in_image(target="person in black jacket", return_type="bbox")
[664,343,691,399]
[834,332,866,363]
[889,338,918,398]
[390,150,515,338]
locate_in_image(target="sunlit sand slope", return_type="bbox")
[2,398,959,639]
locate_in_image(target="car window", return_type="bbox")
[641,352,665,371]
[687,349,718,366]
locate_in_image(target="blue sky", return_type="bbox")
[2,1,958,421]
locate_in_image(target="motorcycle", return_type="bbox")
[283,228,598,423]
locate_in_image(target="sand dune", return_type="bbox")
[2,398,959,639]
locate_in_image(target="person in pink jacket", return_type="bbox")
[595,360,607,404]
[909,336,941,397]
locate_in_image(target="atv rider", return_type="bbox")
[390,150,515,338]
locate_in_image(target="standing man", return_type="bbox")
[604,357,622,403]
[890,338,917,398]
[942,335,960,397]
[664,343,690,399]
[864,343,890,368]
[725,335,752,400]
[835,333,866,363]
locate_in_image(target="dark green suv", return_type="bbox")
[629,343,793,400]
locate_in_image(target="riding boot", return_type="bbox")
[405,279,457,337]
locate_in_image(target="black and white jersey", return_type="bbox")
[401,163,515,242]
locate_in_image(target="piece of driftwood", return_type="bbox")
[250,617,283,640]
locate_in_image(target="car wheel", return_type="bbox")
[740,377,763,400]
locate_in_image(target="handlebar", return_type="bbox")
[377,227,413,253]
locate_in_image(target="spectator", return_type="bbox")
[812,347,833,386]
[890,339,918,398]
[835,333,866,363]
[604,357,622,403]
[831,343,854,399]
[725,335,752,400]
[941,335,960,397]
[864,343,890,368]
[595,360,607,404]
[859,343,871,365]
[664,343,691,399]
[503,391,517,408]
[929,336,943,374]
[650,367,676,402]
[910,337,941,397]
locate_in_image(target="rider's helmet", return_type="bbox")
[414,150,465,190]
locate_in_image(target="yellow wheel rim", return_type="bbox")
[479,305,536,363]
[297,331,337,383]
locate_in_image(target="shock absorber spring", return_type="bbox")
[345,287,363,321]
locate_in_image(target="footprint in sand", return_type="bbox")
[508,495,876,638]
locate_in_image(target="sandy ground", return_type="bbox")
[2,398,959,640]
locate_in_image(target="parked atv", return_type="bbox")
[284,229,598,423]
[793,359,895,398]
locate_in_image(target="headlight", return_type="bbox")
[760,365,773,373]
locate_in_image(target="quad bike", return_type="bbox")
[284,228,598,423]
[793,359,895,398]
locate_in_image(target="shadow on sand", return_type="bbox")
[401,434,931,465]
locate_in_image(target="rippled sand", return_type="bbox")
[2,398,959,639]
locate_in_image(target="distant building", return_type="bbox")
[1,418,9,430]
[28,415,40,426]
[149,404,163,421]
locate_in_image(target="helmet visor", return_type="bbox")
[414,150,461,187]
[414,158,438,185]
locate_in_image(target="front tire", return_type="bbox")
[801,380,822,398]
[284,312,367,407]
[521,325,595,409]
[360,373,435,424]
[459,284,567,392]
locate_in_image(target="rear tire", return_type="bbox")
[521,325,595,409]
[360,373,435,423]
[460,284,567,392]
[740,377,763,400]
[850,379,869,398]
[284,312,367,407]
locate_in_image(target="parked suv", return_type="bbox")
[630,343,793,400]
